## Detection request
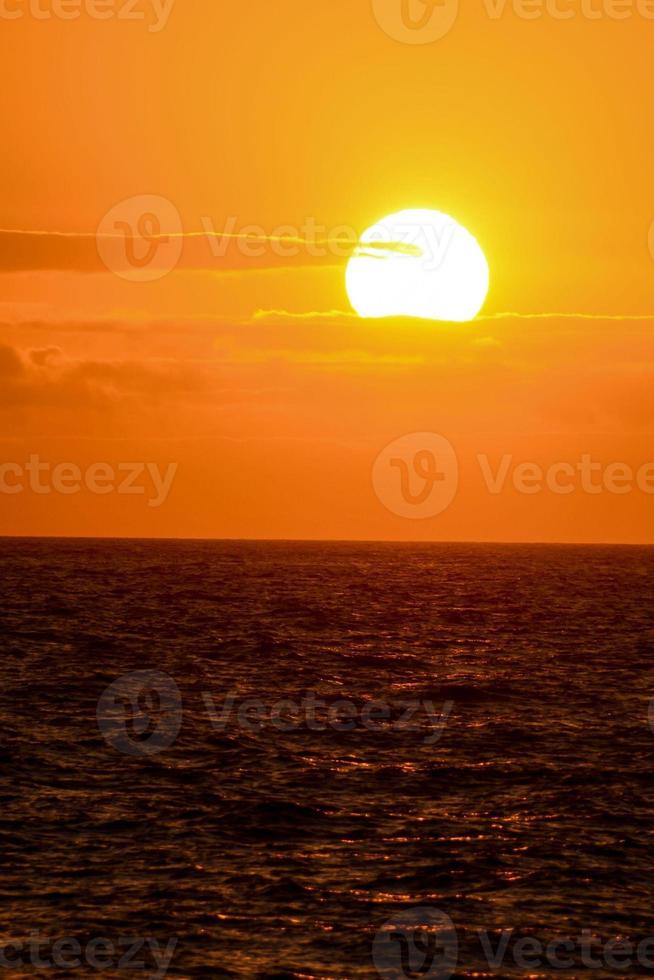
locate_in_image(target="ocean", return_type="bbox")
[1,538,653,978]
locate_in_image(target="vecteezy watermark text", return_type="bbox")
[373,907,654,978]
[0,456,177,507]
[0,933,177,978]
[373,432,654,520]
[484,0,654,19]
[96,195,457,281]
[477,454,654,495]
[96,670,454,756]
[0,0,175,31]
[372,0,654,47]
[203,691,454,745]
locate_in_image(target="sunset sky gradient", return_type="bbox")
[2,0,654,542]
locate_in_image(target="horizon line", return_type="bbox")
[1,533,651,548]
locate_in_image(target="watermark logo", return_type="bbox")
[371,0,654,43]
[372,907,458,979]
[97,678,454,754]
[372,0,460,43]
[372,432,459,519]
[373,434,654,521]
[373,910,654,975]
[97,670,182,757]
[96,206,465,281]
[97,195,183,282]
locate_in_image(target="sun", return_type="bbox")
[346,209,489,322]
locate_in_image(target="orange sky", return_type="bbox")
[2,0,654,542]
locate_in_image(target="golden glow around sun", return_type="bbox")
[346,209,489,322]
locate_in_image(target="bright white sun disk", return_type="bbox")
[346,209,489,322]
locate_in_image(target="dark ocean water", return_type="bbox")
[1,538,654,979]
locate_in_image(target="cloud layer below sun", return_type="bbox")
[2,271,653,542]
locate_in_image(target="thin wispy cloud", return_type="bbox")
[0,227,420,274]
